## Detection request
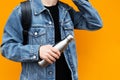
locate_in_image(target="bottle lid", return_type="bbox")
[67,35,74,41]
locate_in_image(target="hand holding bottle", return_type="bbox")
[39,45,60,64]
[38,35,74,67]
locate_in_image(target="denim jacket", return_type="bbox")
[1,0,102,80]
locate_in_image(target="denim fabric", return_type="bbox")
[1,0,102,80]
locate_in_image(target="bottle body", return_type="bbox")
[38,35,74,67]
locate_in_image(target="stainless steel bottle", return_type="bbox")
[38,35,74,67]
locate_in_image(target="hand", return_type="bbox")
[39,45,61,64]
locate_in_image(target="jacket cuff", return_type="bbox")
[29,45,40,61]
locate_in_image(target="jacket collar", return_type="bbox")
[31,0,71,16]
[32,0,46,15]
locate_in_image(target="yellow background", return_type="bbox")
[0,0,120,80]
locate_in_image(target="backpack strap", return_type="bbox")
[20,1,32,45]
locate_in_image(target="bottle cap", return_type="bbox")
[67,35,74,41]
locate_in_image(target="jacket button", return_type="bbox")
[31,49,34,53]
[34,32,38,36]
[48,21,52,25]
[32,55,37,59]
[48,71,53,75]
[34,12,38,16]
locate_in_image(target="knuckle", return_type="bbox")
[49,61,53,64]
[53,58,56,61]
[44,56,48,59]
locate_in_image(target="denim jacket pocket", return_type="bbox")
[28,26,46,45]
[62,20,74,36]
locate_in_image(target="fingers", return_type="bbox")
[48,49,60,59]
[44,53,56,64]
[48,45,61,57]
[43,49,59,64]
[39,45,61,64]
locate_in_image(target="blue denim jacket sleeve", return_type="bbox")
[1,6,40,62]
[70,0,103,30]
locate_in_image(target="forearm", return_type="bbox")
[0,5,41,62]
[72,0,103,30]
[1,43,40,62]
